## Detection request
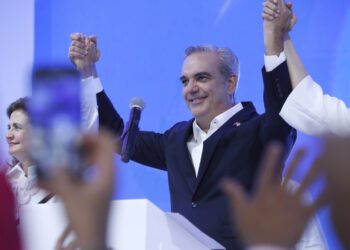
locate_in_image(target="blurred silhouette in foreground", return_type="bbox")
[222,137,350,249]
[39,131,116,250]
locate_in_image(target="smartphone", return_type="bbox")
[28,66,82,179]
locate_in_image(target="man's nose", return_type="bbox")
[188,80,199,93]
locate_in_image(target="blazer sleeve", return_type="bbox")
[131,130,168,170]
[280,76,350,136]
[260,62,296,149]
[96,90,167,169]
[96,90,124,137]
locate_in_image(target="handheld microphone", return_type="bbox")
[121,97,145,162]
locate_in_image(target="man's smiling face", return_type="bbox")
[181,51,234,127]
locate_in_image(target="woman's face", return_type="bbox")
[6,110,29,162]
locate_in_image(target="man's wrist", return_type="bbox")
[264,28,284,55]
[79,63,97,79]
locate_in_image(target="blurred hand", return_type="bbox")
[54,224,79,250]
[321,138,350,249]
[221,143,328,248]
[40,131,116,250]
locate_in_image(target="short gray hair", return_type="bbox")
[184,45,240,83]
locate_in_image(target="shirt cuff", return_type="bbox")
[264,51,286,72]
[81,77,104,94]
[291,75,313,94]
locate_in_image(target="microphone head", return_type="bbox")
[129,97,145,111]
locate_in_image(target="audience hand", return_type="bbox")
[55,224,79,250]
[221,143,328,248]
[321,138,350,249]
[39,131,116,250]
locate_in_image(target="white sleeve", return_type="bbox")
[81,77,103,133]
[280,76,350,136]
[264,52,286,72]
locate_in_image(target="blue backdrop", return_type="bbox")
[35,1,350,249]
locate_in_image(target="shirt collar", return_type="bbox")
[192,102,243,142]
[6,163,36,179]
[6,163,24,179]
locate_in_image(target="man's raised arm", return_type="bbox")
[69,33,124,137]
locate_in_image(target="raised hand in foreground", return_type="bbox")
[221,143,328,248]
[321,138,350,249]
[40,131,116,250]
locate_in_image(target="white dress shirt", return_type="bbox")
[264,52,287,72]
[280,75,350,136]
[6,164,51,205]
[81,76,103,133]
[187,103,243,176]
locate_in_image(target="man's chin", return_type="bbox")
[190,110,206,120]
[189,103,205,113]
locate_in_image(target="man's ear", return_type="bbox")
[227,75,238,95]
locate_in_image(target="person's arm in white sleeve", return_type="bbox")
[280,76,350,136]
[263,3,350,136]
[281,22,350,136]
[283,34,308,89]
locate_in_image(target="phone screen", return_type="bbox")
[29,67,82,178]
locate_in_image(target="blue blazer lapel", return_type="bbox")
[194,102,257,195]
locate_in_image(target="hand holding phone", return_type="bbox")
[29,66,82,178]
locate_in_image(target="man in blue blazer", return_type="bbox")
[69,31,295,249]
